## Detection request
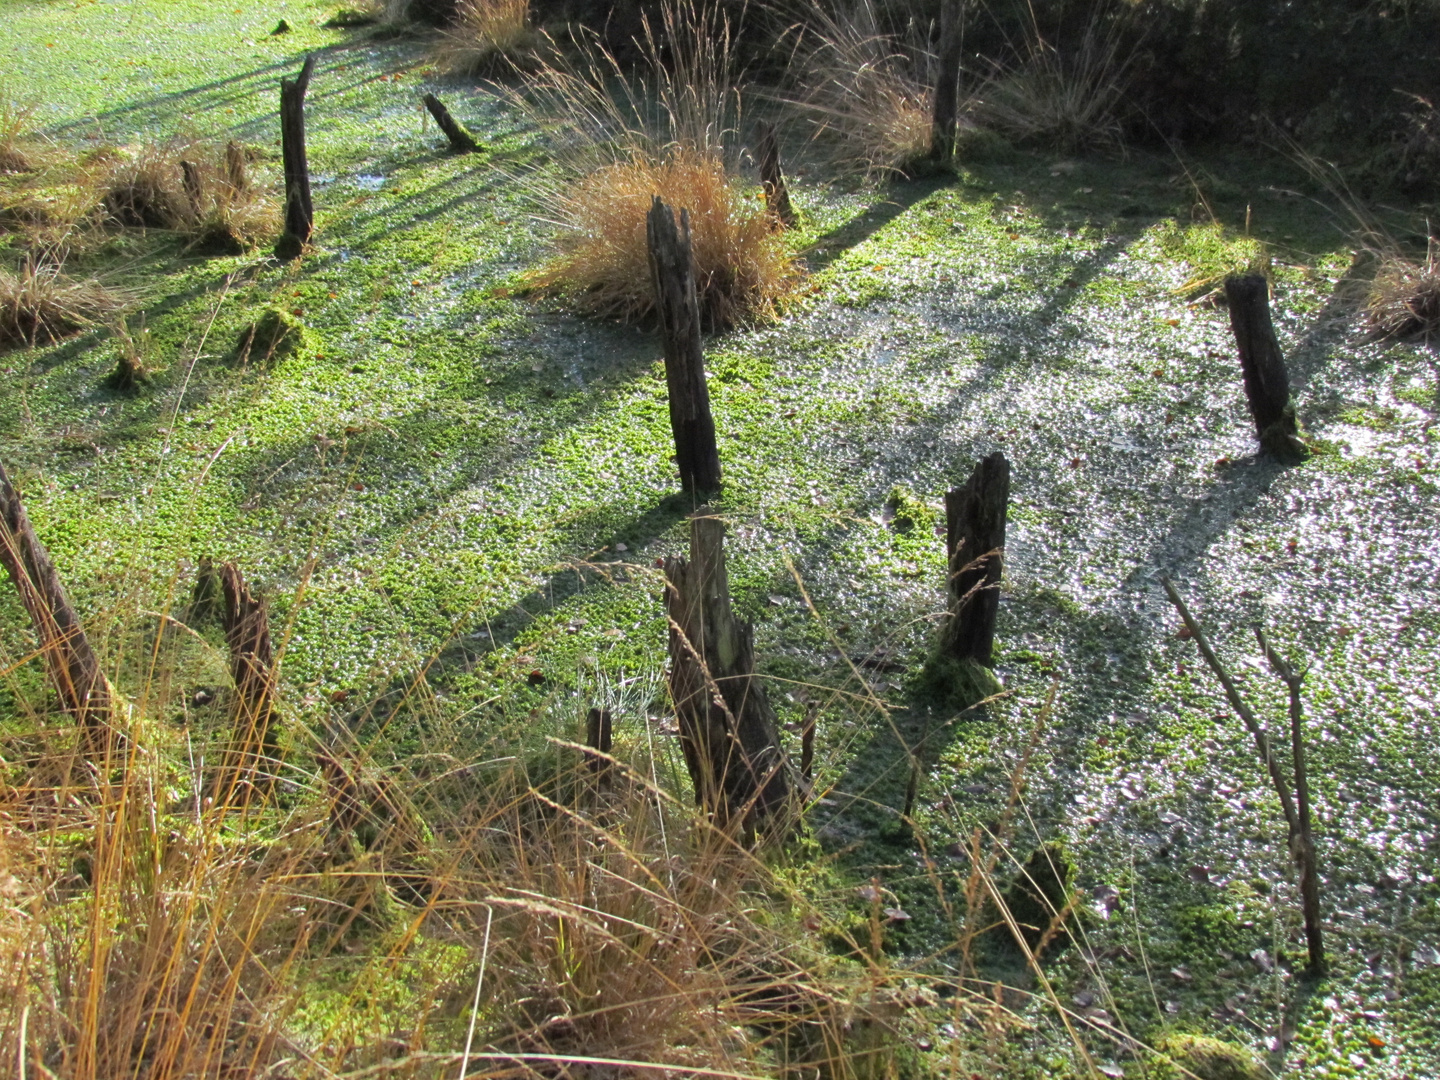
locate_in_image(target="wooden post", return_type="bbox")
[422,93,481,153]
[755,121,795,228]
[179,159,203,217]
[941,452,1009,667]
[276,55,317,261]
[647,197,722,495]
[0,460,112,752]
[1224,274,1308,460]
[224,140,249,195]
[210,561,279,802]
[931,0,964,158]
[584,706,613,784]
[664,507,789,833]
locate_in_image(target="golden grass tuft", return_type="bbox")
[102,139,279,252]
[786,0,938,177]
[527,149,802,326]
[0,255,117,348]
[1368,243,1440,339]
[434,0,543,76]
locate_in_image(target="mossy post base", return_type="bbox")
[422,93,481,153]
[0,459,113,754]
[755,121,795,228]
[277,55,316,261]
[1224,274,1308,461]
[930,0,963,159]
[647,197,722,495]
[203,561,279,805]
[665,507,790,836]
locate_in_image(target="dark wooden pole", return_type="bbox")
[664,507,789,834]
[647,197,722,495]
[1224,274,1308,460]
[584,706,613,786]
[209,561,279,803]
[931,0,964,158]
[422,93,481,153]
[755,121,795,228]
[224,140,249,195]
[941,452,1009,667]
[276,55,317,261]
[0,460,112,752]
[179,159,203,217]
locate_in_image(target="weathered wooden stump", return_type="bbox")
[647,197,722,495]
[276,55,317,261]
[930,0,964,158]
[1224,274,1308,461]
[203,561,280,803]
[179,159,203,216]
[0,460,113,753]
[584,706,613,785]
[664,507,790,834]
[923,452,1009,707]
[755,121,795,228]
[422,93,482,153]
[224,140,249,195]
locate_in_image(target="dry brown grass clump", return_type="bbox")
[1368,242,1440,339]
[786,0,938,177]
[102,139,279,252]
[512,0,802,327]
[529,148,802,326]
[434,0,543,76]
[0,255,117,347]
[0,86,39,175]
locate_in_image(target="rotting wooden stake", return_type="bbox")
[1162,577,1325,976]
[930,0,964,158]
[1223,274,1308,461]
[422,93,481,153]
[942,451,1009,667]
[0,459,112,752]
[647,196,722,495]
[585,706,613,787]
[202,560,280,803]
[755,121,795,228]
[179,159,203,217]
[224,140,248,195]
[276,54,317,261]
[665,506,789,835]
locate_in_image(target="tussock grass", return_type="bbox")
[0,85,39,175]
[1369,240,1440,339]
[434,0,542,76]
[784,0,938,177]
[102,140,279,252]
[512,0,801,328]
[0,255,117,347]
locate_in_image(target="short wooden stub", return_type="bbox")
[1224,274,1308,461]
[585,706,613,781]
[276,55,317,261]
[224,140,249,194]
[422,93,481,153]
[207,561,279,802]
[942,452,1010,668]
[665,507,789,834]
[179,159,203,216]
[930,0,964,157]
[647,197,722,495]
[0,459,112,753]
[755,121,795,228]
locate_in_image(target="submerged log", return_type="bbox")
[755,121,795,228]
[1224,274,1308,460]
[664,507,789,833]
[276,55,317,261]
[422,93,482,153]
[647,197,722,495]
[0,460,113,752]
